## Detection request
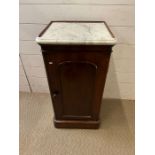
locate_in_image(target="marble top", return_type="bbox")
[36,22,117,45]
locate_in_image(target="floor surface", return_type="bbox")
[20,92,135,155]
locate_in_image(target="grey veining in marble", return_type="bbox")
[36,22,117,45]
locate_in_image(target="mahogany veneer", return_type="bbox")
[36,21,116,129]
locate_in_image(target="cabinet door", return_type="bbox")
[42,49,111,121]
[56,61,97,120]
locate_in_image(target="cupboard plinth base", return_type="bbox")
[54,118,100,129]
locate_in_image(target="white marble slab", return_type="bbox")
[36,22,117,45]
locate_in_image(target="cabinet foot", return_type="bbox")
[54,118,100,129]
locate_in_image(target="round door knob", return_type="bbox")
[49,62,53,65]
[52,91,59,98]
[53,93,57,98]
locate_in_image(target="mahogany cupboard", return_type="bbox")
[36,21,116,129]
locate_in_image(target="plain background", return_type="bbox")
[0,0,155,155]
[19,0,135,100]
